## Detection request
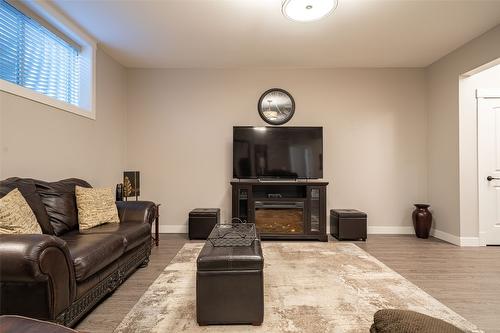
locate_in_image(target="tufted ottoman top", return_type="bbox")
[197,239,263,271]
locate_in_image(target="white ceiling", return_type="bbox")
[51,0,500,69]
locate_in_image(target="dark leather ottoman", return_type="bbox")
[196,239,264,326]
[330,209,367,241]
[189,208,220,240]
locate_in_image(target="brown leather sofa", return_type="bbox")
[0,178,156,327]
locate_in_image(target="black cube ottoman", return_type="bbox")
[196,240,264,326]
[330,209,367,241]
[189,208,220,240]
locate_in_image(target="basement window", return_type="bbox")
[0,0,96,119]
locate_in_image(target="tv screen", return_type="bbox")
[233,126,323,179]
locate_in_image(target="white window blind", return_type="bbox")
[0,0,80,106]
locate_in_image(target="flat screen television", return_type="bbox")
[233,126,323,179]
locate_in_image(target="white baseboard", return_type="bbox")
[459,236,480,247]
[160,225,415,235]
[159,225,187,233]
[430,228,480,247]
[157,224,480,246]
[367,226,414,234]
[430,229,460,245]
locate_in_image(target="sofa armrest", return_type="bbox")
[116,201,157,225]
[0,234,76,319]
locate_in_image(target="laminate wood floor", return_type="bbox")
[75,234,500,333]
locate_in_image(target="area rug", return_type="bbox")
[114,243,481,333]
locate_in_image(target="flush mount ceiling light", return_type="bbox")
[282,0,338,22]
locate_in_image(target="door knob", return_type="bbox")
[487,176,500,181]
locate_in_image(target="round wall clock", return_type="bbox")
[257,88,295,125]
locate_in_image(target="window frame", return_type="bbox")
[0,0,97,120]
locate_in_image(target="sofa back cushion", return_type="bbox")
[0,178,53,234]
[34,179,92,236]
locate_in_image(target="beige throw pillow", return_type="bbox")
[0,188,42,234]
[76,186,119,230]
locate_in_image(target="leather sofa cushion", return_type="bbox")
[75,260,119,299]
[0,178,53,234]
[34,179,91,236]
[60,232,125,282]
[197,240,263,271]
[80,221,151,251]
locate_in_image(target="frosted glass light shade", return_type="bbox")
[282,0,338,22]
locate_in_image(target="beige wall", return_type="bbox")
[126,68,427,232]
[426,25,500,240]
[2,25,497,241]
[0,49,127,187]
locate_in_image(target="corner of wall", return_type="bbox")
[121,56,129,174]
[424,24,500,245]
[96,46,129,180]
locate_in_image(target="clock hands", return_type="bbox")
[266,97,287,118]
[274,101,285,116]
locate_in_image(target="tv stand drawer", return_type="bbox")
[252,185,306,199]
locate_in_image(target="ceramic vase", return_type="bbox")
[412,204,432,239]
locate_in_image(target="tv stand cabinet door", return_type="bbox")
[232,184,253,224]
[307,185,327,239]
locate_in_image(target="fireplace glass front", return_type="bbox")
[254,201,304,234]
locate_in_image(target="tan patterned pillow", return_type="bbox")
[0,188,42,234]
[75,186,119,230]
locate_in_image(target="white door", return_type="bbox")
[478,90,500,245]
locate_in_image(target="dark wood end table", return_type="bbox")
[151,204,161,246]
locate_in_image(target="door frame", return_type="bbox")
[477,89,500,246]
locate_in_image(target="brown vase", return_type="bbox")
[412,204,432,239]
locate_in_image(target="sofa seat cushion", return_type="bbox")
[60,232,125,281]
[80,221,151,251]
[76,260,119,299]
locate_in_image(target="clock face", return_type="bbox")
[258,88,295,125]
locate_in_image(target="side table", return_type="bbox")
[151,204,161,246]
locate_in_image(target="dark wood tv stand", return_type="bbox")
[231,180,328,241]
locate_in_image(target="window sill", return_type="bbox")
[0,79,96,120]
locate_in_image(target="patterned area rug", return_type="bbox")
[114,243,481,333]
